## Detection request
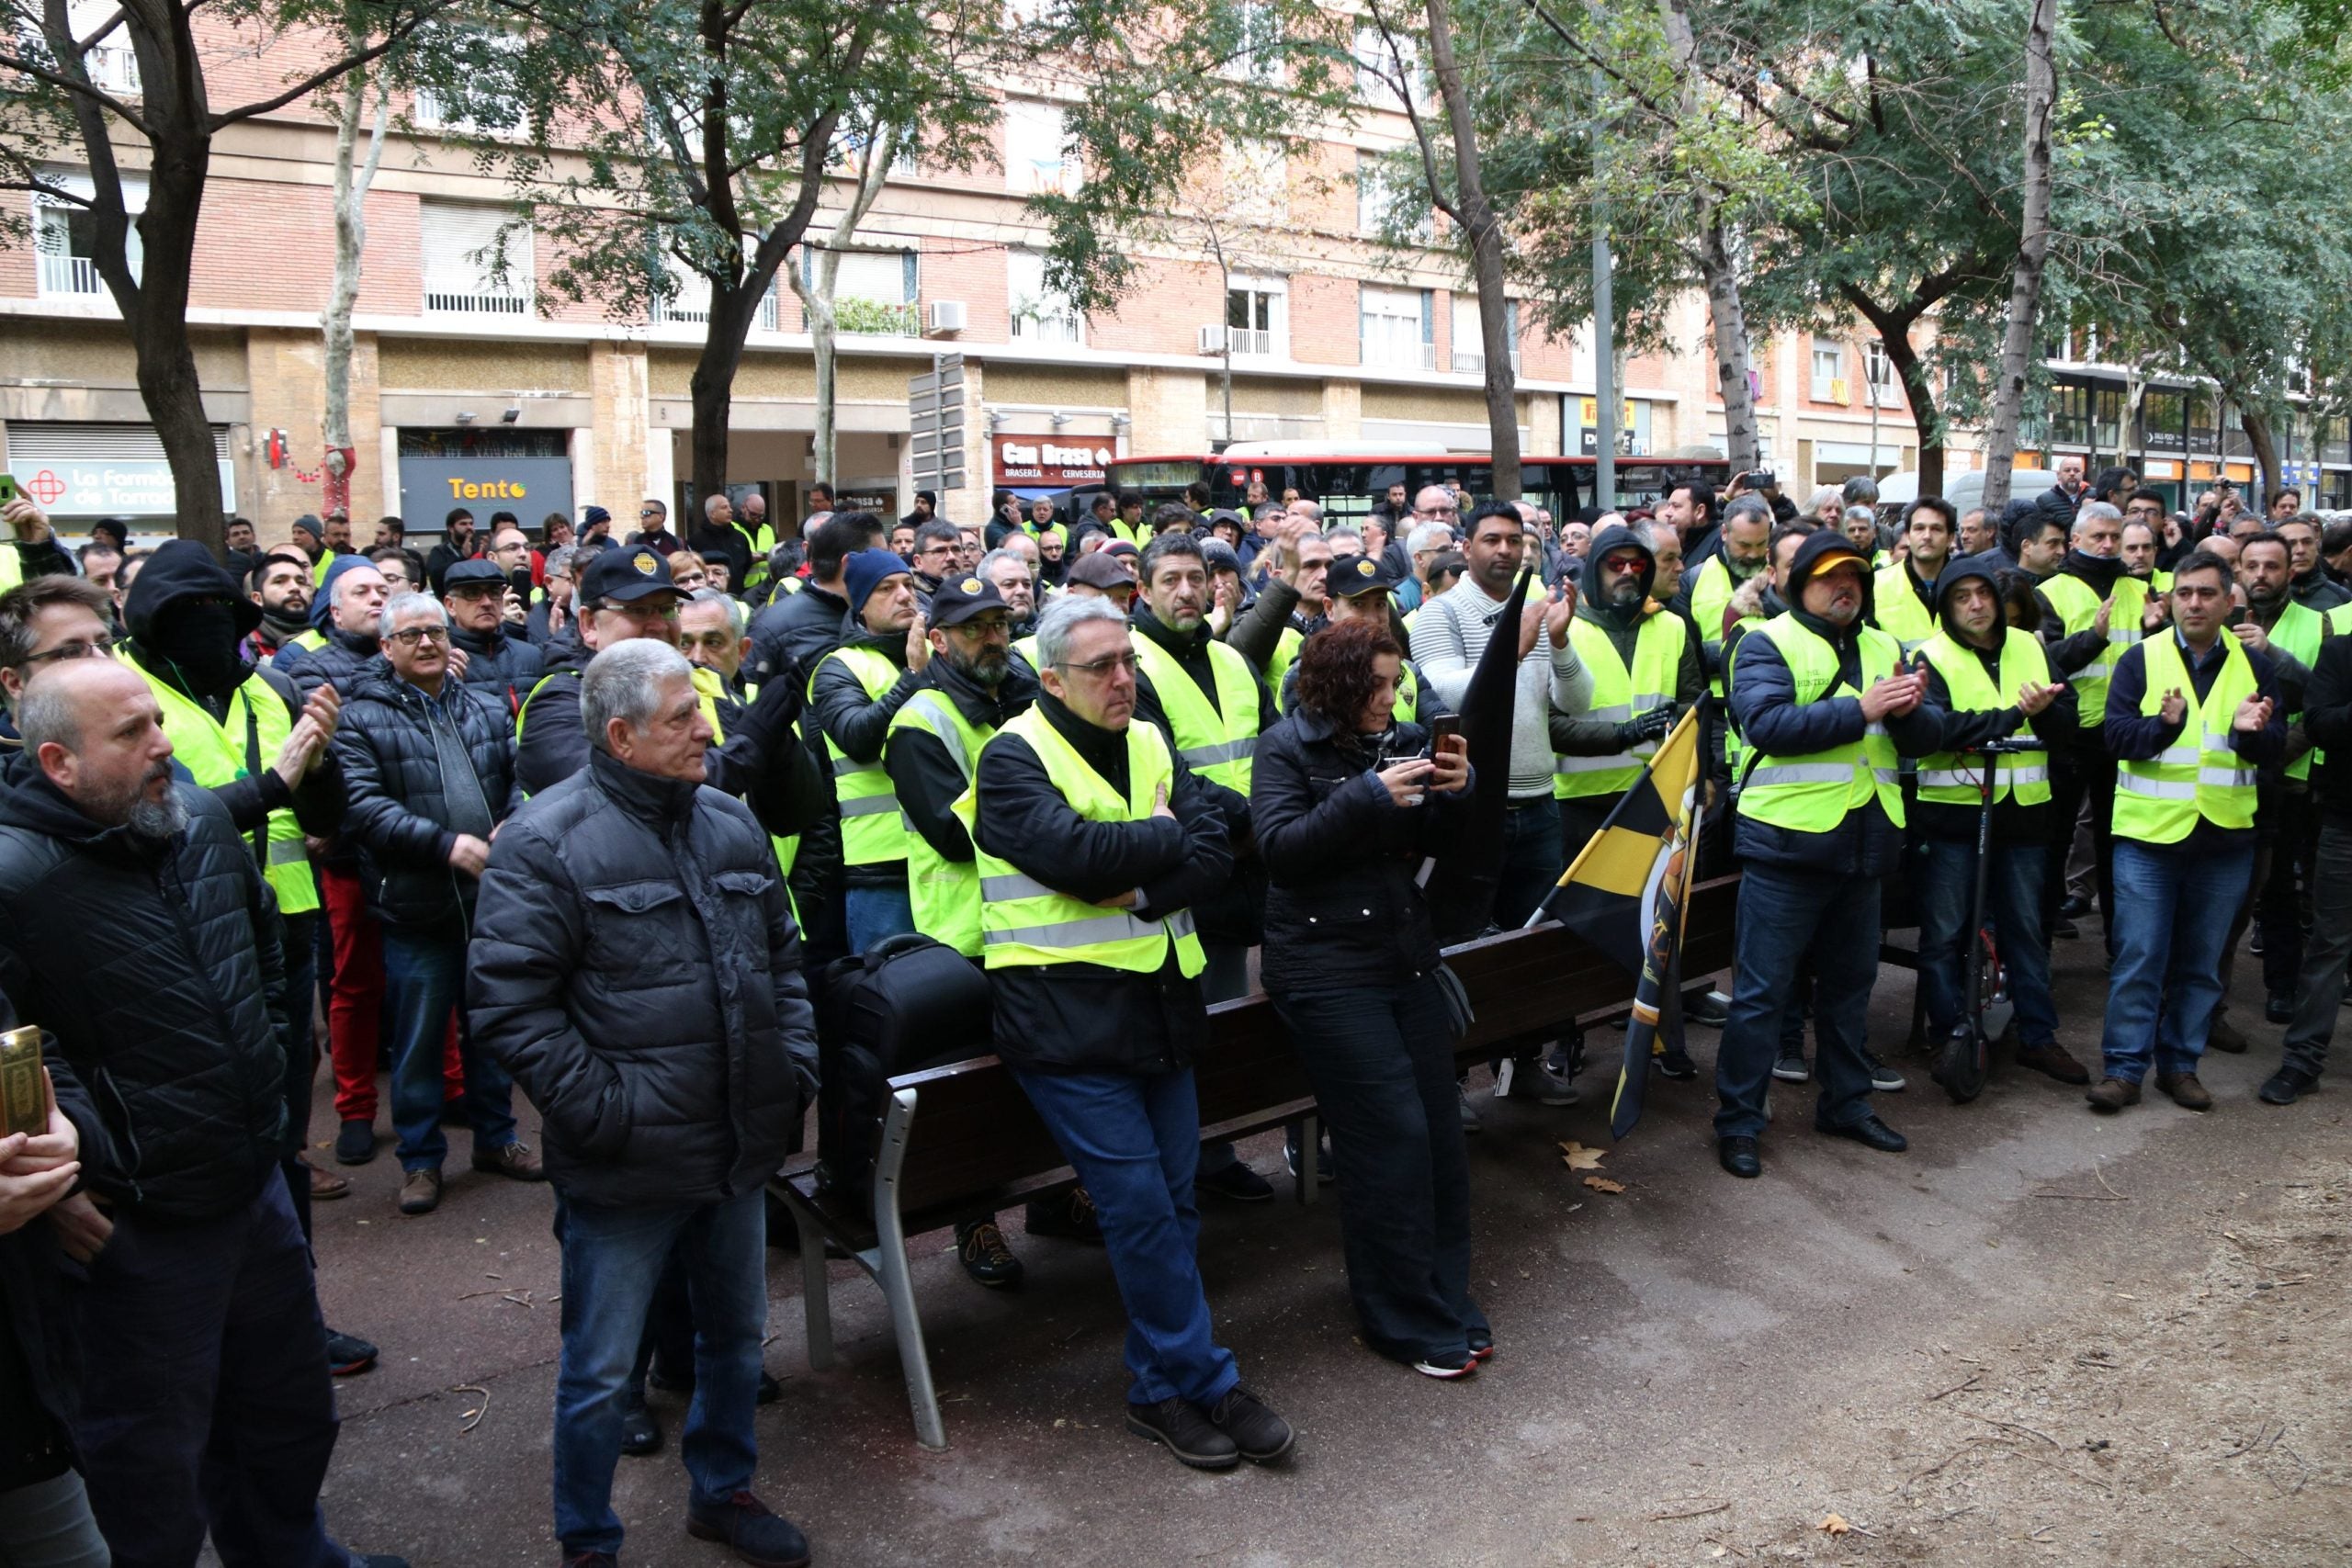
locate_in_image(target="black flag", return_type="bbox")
[1427,565,1535,943]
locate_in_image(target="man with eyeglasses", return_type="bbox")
[333,592,537,1216]
[441,558,545,719]
[908,521,962,609]
[967,593,1294,1472]
[632,498,684,557]
[514,546,807,804]
[0,576,118,784]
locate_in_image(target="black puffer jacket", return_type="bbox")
[467,748,818,1206]
[749,582,850,688]
[334,660,523,930]
[0,778,290,1222]
[808,619,922,889]
[0,991,92,1493]
[273,625,379,703]
[449,622,546,718]
[1251,708,1473,995]
[1130,604,1272,947]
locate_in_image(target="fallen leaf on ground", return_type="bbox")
[1818,1513,1851,1536]
[1583,1176,1626,1194]
[1559,1141,1606,1170]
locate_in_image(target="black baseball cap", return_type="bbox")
[578,544,680,605]
[929,574,1012,628]
[1329,553,1401,597]
[442,559,507,594]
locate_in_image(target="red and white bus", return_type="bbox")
[1095,443,1731,524]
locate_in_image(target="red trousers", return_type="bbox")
[321,863,460,1123]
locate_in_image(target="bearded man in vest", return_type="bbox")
[966,592,1295,1472]
[1905,553,2086,1091]
[2225,531,2330,1031]
[882,574,1044,1288]
[1714,532,1939,1179]
[2090,550,2285,1114]
[1871,497,1958,656]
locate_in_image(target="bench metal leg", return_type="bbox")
[1293,1112,1318,1208]
[871,1088,948,1450]
[788,1189,837,1371]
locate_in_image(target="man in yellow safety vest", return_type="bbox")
[2089,548,2284,1114]
[1715,531,1938,1179]
[808,547,932,951]
[966,592,1295,1472]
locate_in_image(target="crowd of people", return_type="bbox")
[0,454,2334,1567]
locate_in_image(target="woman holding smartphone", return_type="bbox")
[1250,618,1487,1379]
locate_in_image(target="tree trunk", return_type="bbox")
[1698,223,1758,470]
[1845,290,1942,498]
[688,282,763,510]
[129,128,224,553]
[1661,0,1758,473]
[2243,408,2283,512]
[1423,0,1520,499]
[322,62,388,518]
[786,128,898,490]
[1977,0,2056,513]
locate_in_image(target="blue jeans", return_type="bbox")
[552,1189,767,1557]
[1011,1066,1239,1407]
[1715,863,1883,1138]
[69,1172,344,1568]
[1496,799,1566,929]
[380,923,515,1172]
[2100,837,2256,1082]
[843,884,915,955]
[1272,976,1485,1364]
[1911,837,2059,1047]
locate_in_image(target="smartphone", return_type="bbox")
[1430,714,1461,750]
[2226,605,2247,628]
[0,473,17,507]
[508,567,535,604]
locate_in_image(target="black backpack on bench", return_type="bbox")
[814,932,994,1200]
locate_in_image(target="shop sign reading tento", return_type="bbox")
[396,456,574,521]
[991,434,1113,486]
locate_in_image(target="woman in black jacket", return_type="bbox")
[1250,618,1486,1379]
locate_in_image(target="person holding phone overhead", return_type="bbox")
[1251,618,1485,1380]
[0,494,78,592]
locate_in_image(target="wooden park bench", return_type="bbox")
[769,874,1740,1449]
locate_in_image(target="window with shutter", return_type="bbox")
[33,169,145,296]
[419,200,532,315]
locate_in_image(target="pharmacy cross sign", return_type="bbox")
[26,470,66,506]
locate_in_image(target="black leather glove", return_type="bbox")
[1613,704,1675,747]
[736,664,806,750]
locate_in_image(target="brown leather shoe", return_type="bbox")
[2086,1077,2143,1112]
[2205,1016,2251,1055]
[302,1156,352,1201]
[2014,1041,2090,1085]
[2156,1071,2213,1111]
[398,1167,443,1215]
[470,1141,546,1182]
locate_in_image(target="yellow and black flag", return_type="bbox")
[1528,708,1704,1139]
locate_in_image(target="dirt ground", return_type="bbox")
[300,927,2352,1568]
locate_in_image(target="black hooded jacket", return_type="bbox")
[121,540,346,849]
[1727,531,1938,876]
[808,615,923,890]
[0,779,292,1223]
[1548,524,1704,761]
[1905,553,2076,842]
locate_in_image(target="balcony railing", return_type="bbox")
[1363,337,1436,371]
[1450,348,1520,377]
[38,253,103,297]
[424,290,531,315]
[653,290,780,332]
[1011,310,1083,344]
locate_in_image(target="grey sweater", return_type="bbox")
[1411,578,1595,800]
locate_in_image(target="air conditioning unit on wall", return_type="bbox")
[927,299,967,334]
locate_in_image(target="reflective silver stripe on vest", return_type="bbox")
[840,795,900,818]
[981,908,1199,949]
[1581,703,1633,723]
[1553,750,1648,773]
[268,837,310,865]
[2118,773,2198,800]
[899,694,975,784]
[2154,744,2200,766]
[2200,730,2235,752]
[2066,666,2104,685]
[980,872,1058,902]
[1744,762,1860,786]
[2198,765,2256,788]
[1181,737,1257,768]
[833,754,886,778]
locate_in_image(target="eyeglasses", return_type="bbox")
[597,600,681,621]
[23,635,115,665]
[386,626,449,646]
[639,509,660,519]
[673,571,708,589]
[679,631,737,651]
[1055,651,1137,679]
[1601,556,1647,574]
[1415,506,1459,520]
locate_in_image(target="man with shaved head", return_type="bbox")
[0,658,407,1568]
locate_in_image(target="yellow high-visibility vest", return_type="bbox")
[137,665,319,916]
[2112,633,2258,844]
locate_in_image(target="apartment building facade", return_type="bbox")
[1,24,2042,542]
